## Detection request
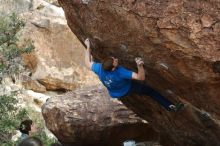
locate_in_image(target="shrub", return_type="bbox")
[0,93,28,145]
[0,13,32,145]
[0,13,34,81]
[0,13,56,146]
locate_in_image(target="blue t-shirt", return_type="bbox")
[91,63,132,98]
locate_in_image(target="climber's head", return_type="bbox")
[102,57,118,71]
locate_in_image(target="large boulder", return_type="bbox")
[21,1,99,91]
[42,86,160,146]
[51,0,220,145]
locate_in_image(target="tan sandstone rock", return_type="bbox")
[21,74,46,93]
[1,0,99,91]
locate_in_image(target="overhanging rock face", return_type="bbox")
[57,0,220,113]
[44,0,220,145]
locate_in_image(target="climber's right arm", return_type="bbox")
[132,58,145,81]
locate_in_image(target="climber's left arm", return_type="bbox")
[84,38,94,69]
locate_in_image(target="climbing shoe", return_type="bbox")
[169,103,184,112]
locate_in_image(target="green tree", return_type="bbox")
[0,93,28,145]
[0,13,32,145]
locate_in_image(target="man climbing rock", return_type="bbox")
[84,38,182,111]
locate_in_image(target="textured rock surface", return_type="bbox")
[0,0,100,91]
[20,1,100,91]
[37,77,76,91]
[43,85,220,146]
[21,74,46,92]
[42,86,160,146]
[53,0,220,145]
[0,0,33,14]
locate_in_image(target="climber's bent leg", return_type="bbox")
[128,81,174,111]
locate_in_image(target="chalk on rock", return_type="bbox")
[82,0,90,5]
[166,89,174,95]
[120,44,128,52]
[159,63,169,70]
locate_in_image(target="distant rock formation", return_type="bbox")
[43,0,220,145]
[0,0,99,92]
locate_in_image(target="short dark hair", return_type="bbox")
[18,137,43,146]
[102,57,114,71]
[19,119,33,135]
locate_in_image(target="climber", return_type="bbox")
[84,38,183,111]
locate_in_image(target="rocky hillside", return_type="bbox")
[42,0,220,146]
[0,0,99,92]
[0,0,99,144]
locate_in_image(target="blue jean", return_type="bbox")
[127,81,174,111]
